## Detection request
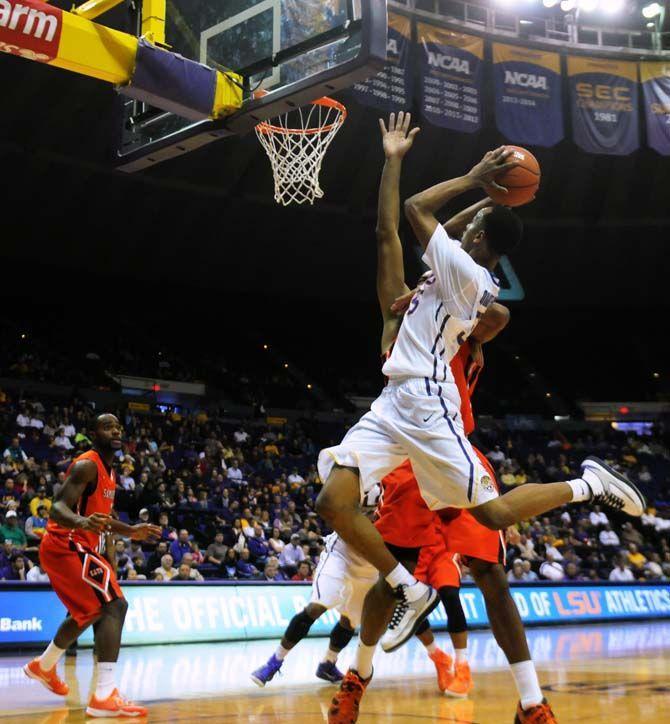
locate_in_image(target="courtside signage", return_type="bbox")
[0,0,62,63]
[2,582,669,647]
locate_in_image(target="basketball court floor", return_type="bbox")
[1,620,668,722]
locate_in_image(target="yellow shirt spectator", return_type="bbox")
[30,495,52,517]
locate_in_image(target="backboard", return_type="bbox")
[117,0,387,172]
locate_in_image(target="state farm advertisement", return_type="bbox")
[0,0,63,63]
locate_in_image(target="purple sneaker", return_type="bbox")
[251,654,283,687]
[316,660,344,683]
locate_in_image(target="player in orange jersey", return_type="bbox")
[328,114,556,724]
[23,414,161,718]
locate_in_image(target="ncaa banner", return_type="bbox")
[493,43,563,148]
[568,56,639,155]
[640,62,670,155]
[417,24,483,133]
[351,12,413,111]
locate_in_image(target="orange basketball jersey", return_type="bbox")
[450,340,481,437]
[46,449,116,552]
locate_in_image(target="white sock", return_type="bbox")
[95,662,117,700]
[323,648,338,664]
[354,642,376,680]
[510,660,543,710]
[38,642,66,671]
[385,563,416,589]
[566,477,593,503]
[455,648,468,663]
[275,645,290,661]
[425,641,438,655]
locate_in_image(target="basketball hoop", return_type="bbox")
[255,96,347,206]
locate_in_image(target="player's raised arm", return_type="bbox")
[50,459,109,532]
[443,198,492,241]
[404,147,516,249]
[376,112,419,324]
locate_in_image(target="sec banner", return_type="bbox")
[568,56,639,155]
[351,12,413,112]
[2,582,670,648]
[417,24,483,133]
[493,43,563,148]
[640,61,670,156]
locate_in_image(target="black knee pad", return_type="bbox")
[415,619,431,637]
[329,621,355,652]
[440,586,467,634]
[285,610,316,644]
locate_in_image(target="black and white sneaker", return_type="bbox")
[380,581,439,653]
[580,456,646,517]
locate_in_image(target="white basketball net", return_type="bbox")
[255,97,347,206]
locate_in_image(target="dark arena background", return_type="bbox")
[1,0,670,722]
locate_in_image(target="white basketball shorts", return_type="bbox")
[317,377,498,510]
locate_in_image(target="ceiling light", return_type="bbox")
[543,0,560,6]
[642,3,663,19]
[600,0,624,14]
[579,0,598,10]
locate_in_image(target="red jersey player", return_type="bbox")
[23,414,160,718]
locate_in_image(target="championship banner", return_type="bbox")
[351,12,413,111]
[493,43,563,148]
[417,24,483,133]
[640,62,670,156]
[568,56,639,155]
[2,582,669,647]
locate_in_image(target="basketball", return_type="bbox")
[488,146,540,207]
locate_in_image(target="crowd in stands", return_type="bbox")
[2,388,670,587]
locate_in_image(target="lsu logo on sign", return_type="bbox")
[426,50,471,75]
[0,0,62,63]
[504,71,548,91]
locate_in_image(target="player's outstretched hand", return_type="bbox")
[467,146,517,192]
[379,111,420,160]
[80,512,111,533]
[131,523,162,542]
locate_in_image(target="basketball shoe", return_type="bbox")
[23,659,69,696]
[328,669,372,724]
[86,688,147,718]
[250,654,283,687]
[444,661,473,698]
[515,698,558,723]
[380,581,439,652]
[316,660,345,683]
[580,457,646,516]
[428,649,454,692]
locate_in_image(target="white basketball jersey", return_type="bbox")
[382,224,499,394]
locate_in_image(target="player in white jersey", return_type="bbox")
[250,490,381,687]
[316,137,647,654]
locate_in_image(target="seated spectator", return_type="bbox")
[263,560,285,581]
[247,525,269,564]
[564,562,586,582]
[25,505,49,542]
[127,568,147,581]
[26,557,50,583]
[279,533,306,571]
[190,541,205,564]
[29,486,52,516]
[1,511,27,549]
[0,540,16,578]
[507,559,526,583]
[626,543,647,570]
[223,549,238,579]
[236,548,259,579]
[3,438,28,466]
[599,524,620,547]
[544,536,564,561]
[0,478,20,512]
[521,560,538,581]
[227,459,244,485]
[158,512,177,541]
[54,428,74,450]
[2,554,31,581]
[174,561,203,581]
[621,522,644,547]
[146,541,169,571]
[287,467,305,488]
[539,553,565,581]
[609,554,634,582]
[645,553,664,580]
[169,529,192,564]
[268,527,285,556]
[291,561,313,582]
[589,505,609,527]
[119,466,136,491]
[74,428,92,447]
[487,445,505,464]
[517,534,538,561]
[153,554,177,580]
[205,531,228,567]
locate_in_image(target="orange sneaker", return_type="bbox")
[23,658,69,696]
[328,669,372,724]
[86,688,147,718]
[444,661,473,699]
[515,699,558,723]
[428,649,454,692]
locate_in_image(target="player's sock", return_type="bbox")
[322,648,339,664]
[510,660,543,710]
[567,469,603,502]
[354,642,376,679]
[385,563,417,589]
[424,641,438,655]
[454,648,468,663]
[95,662,116,700]
[38,641,66,670]
[274,645,290,661]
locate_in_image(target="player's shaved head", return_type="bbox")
[94,413,119,431]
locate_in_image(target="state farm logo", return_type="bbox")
[0,0,63,63]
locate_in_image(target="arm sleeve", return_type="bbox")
[422,223,487,320]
